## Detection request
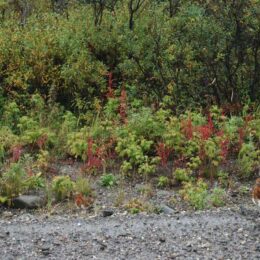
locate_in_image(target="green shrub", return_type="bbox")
[100,174,117,187]
[0,126,19,163]
[0,163,27,199]
[66,127,88,160]
[75,177,93,196]
[125,198,148,214]
[238,142,259,178]
[25,172,45,191]
[181,180,227,210]
[174,168,192,183]
[157,176,169,188]
[51,176,75,201]
[180,180,209,210]
[208,187,226,207]
[0,163,45,203]
[116,133,159,175]
[217,171,229,188]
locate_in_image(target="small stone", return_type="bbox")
[41,246,51,256]
[2,211,13,218]
[159,237,166,243]
[160,204,174,215]
[102,209,114,217]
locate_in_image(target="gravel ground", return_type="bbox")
[0,206,259,260]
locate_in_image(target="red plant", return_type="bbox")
[10,145,23,162]
[27,168,33,177]
[74,193,94,208]
[196,125,212,140]
[207,113,214,132]
[84,138,103,171]
[107,72,114,98]
[244,114,253,123]
[105,137,116,159]
[36,134,48,150]
[156,142,171,167]
[195,114,215,140]
[220,139,229,162]
[198,145,206,160]
[181,118,193,140]
[216,131,229,161]
[119,88,127,124]
[238,127,245,148]
[174,155,186,168]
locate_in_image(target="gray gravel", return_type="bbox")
[0,207,259,259]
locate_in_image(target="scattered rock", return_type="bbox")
[2,211,13,218]
[160,204,175,215]
[157,190,171,197]
[12,195,46,209]
[40,246,51,256]
[102,209,114,217]
[159,237,166,243]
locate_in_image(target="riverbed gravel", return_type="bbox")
[0,205,259,260]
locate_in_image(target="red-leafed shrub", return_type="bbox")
[156,142,171,167]
[10,145,23,162]
[181,118,193,140]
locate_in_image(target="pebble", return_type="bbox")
[102,209,114,217]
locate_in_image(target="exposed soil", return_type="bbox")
[0,162,259,259]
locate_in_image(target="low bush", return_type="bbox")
[180,180,227,210]
[157,176,169,188]
[0,162,45,204]
[100,173,117,187]
[51,176,75,202]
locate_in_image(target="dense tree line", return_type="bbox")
[0,0,259,112]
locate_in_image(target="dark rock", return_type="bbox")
[41,246,51,256]
[102,209,114,217]
[12,195,46,209]
[159,237,166,243]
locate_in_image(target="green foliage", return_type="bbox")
[1,102,20,130]
[0,163,27,199]
[157,176,169,188]
[51,176,75,201]
[0,1,258,110]
[66,127,88,159]
[181,180,209,210]
[100,173,117,187]
[75,177,92,196]
[25,172,45,191]
[116,133,159,175]
[0,126,19,163]
[204,138,222,167]
[174,168,192,183]
[163,117,184,152]
[187,156,202,171]
[238,142,259,177]
[126,108,166,139]
[208,187,226,207]
[217,171,229,188]
[181,180,226,210]
[0,163,45,202]
[125,198,148,214]
[223,116,245,141]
